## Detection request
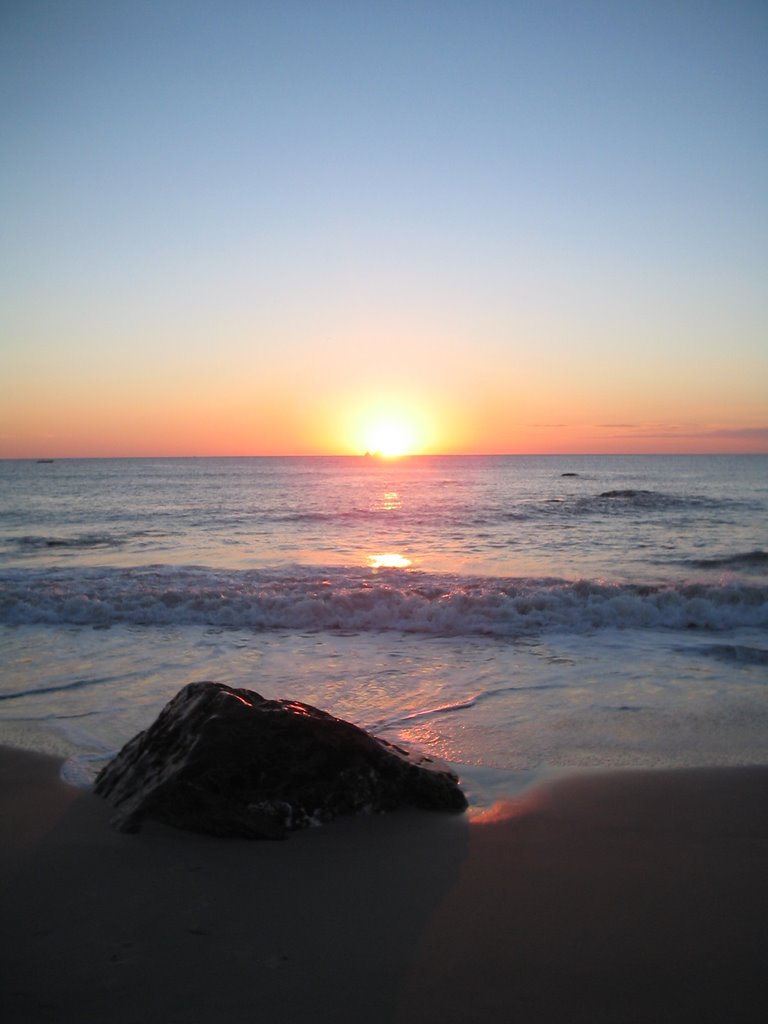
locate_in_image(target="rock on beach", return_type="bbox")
[95,681,467,839]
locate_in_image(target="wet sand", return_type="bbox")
[2,746,766,1023]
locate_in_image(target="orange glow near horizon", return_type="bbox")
[2,379,767,458]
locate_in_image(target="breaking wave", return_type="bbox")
[2,566,766,637]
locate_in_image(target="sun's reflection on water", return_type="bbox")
[380,490,401,511]
[368,552,412,569]
[369,489,402,512]
[468,792,544,825]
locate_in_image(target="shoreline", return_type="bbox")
[2,745,767,1022]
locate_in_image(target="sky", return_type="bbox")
[1,0,767,457]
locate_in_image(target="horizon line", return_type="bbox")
[2,450,767,461]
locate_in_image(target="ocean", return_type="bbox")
[1,454,766,807]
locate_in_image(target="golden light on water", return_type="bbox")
[368,552,412,568]
[468,794,543,825]
[379,490,401,511]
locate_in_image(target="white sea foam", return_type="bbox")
[1,566,767,636]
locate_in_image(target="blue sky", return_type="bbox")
[2,1,766,455]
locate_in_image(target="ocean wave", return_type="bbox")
[5,529,169,553]
[582,489,742,515]
[695,644,768,667]
[0,676,120,703]
[1,566,766,637]
[242,489,746,529]
[473,490,744,526]
[687,549,768,572]
[12,533,124,550]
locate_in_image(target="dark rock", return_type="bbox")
[560,472,579,477]
[95,681,467,839]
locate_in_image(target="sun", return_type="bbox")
[365,418,414,458]
[342,398,435,457]
[352,404,425,458]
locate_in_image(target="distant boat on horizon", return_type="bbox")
[36,459,55,463]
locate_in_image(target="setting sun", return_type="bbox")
[344,400,433,458]
[364,419,414,458]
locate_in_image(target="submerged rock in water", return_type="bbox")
[95,681,467,839]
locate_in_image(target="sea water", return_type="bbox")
[1,455,766,806]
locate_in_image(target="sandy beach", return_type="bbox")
[2,745,767,1024]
